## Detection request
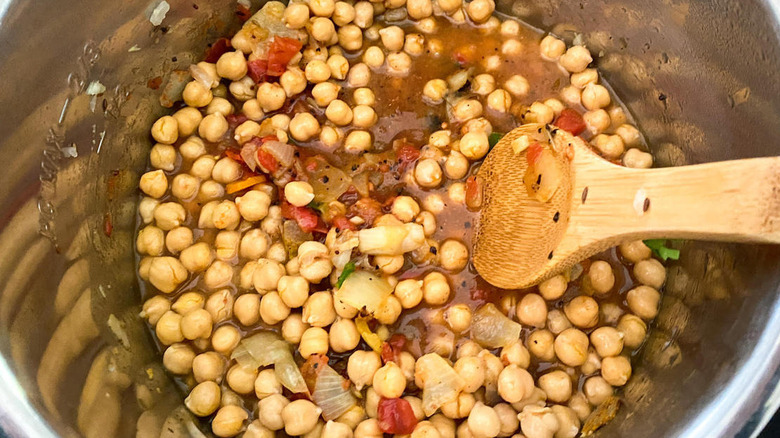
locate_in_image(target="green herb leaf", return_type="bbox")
[643,239,680,261]
[307,200,325,214]
[488,132,504,149]
[336,261,357,289]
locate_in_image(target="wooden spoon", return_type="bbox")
[473,124,780,289]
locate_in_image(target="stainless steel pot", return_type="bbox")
[0,0,779,437]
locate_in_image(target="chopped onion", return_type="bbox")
[232,332,309,394]
[415,354,465,416]
[262,141,295,167]
[335,271,393,314]
[326,228,359,273]
[313,364,357,420]
[447,68,473,92]
[309,164,351,203]
[240,142,259,171]
[149,0,170,26]
[358,223,425,256]
[85,81,106,96]
[189,63,219,89]
[471,303,522,348]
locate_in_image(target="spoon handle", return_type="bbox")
[569,156,780,245]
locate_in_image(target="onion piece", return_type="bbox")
[313,364,357,420]
[326,228,359,274]
[240,141,259,171]
[261,141,295,168]
[231,332,309,394]
[335,271,392,314]
[415,353,465,416]
[358,223,425,256]
[309,164,352,203]
[470,303,523,348]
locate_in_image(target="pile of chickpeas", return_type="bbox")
[136,0,666,437]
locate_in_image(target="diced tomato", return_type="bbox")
[226,114,249,129]
[256,148,279,174]
[204,38,232,63]
[381,334,408,364]
[247,59,268,83]
[377,398,418,434]
[332,215,356,231]
[267,37,303,76]
[281,202,321,233]
[300,354,329,393]
[554,108,587,136]
[348,198,383,227]
[396,144,420,168]
[236,3,251,21]
[526,143,544,166]
[465,175,483,210]
[224,148,244,163]
[453,44,478,67]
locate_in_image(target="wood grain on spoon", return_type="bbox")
[473,124,780,290]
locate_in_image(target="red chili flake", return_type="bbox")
[553,108,587,136]
[103,212,113,237]
[526,143,544,166]
[224,148,244,163]
[226,113,249,129]
[377,398,418,434]
[204,38,232,63]
[236,3,251,21]
[267,37,303,76]
[247,59,268,83]
[381,334,408,364]
[256,148,279,174]
[146,76,162,90]
[332,215,356,231]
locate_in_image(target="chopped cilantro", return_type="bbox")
[488,132,504,149]
[307,200,325,213]
[336,261,357,288]
[643,239,681,261]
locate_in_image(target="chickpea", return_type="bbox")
[149,144,176,172]
[440,392,475,420]
[354,418,383,438]
[206,97,234,117]
[617,314,647,349]
[467,402,501,438]
[549,405,580,438]
[370,362,405,398]
[238,232,268,262]
[235,191,271,223]
[326,317,358,352]
[588,327,623,359]
[568,392,591,422]
[544,309,571,336]
[421,271,450,305]
[501,39,523,56]
[149,256,189,293]
[139,169,168,199]
[617,241,650,264]
[554,328,589,367]
[413,158,442,189]
[227,76,255,101]
[340,129,370,153]
[232,293,260,326]
[400,33,424,56]
[623,148,653,169]
[302,291,336,327]
[348,63,372,89]
[626,285,660,320]
[515,293,546,328]
[309,17,336,43]
[183,80,214,107]
[634,258,666,289]
[581,84,611,110]
[563,296,599,328]
[289,113,321,142]
[336,24,362,51]
[181,308,214,340]
[226,363,258,395]
[197,112,228,142]
[557,86,582,108]
[309,83,340,108]
[259,291,291,325]
[139,197,161,225]
[536,370,571,404]
[580,349,602,376]
[583,376,613,405]
[374,255,404,276]
[538,35,565,60]
[522,102,554,124]
[407,0,433,19]
[346,350,381,390]
[497,364,534,403]
[457,131,489,161]
[254,368,283,400]
[304,60,330,84]
[162,343,195,375]
[299,327,330,358]
[205,289,234,323]
[310,0,335,16]
[485,89,512,113]
[613,123,641,147]
[438,239,468,272]
[276,68,306,97]
[454,356,485,393]
[467,0,495,23]
[423,79,448,104]
[211,324,240,355]
[504,75,530,97]
[320,420,352,438]
[352,1,374,28]
[211,405,247,437]
[282,313,309,344]
[185,381,221,417]
[256,82,286,112]
[375,26,403,52]
[559,45,592,73]
[328,1,354,25]
[591,134,625,159]
[141,295,170,326]
[496,341,528,369]
[170,174,199,201]
[281,399,322,436]
[443,304,472,334]
[439,152,469,182]
[193,352,225,383]
[570,69,598,89]
[438,0,462,13]
[136,225,164,256]
[196,180,224,203]
[155,310,184,345]
[580,260,614,297]
[282,3,309,28]
[488,403,517,437]
[525,328,554,361]
[171,291,204,316]
[272,276,307,310]
[350,105,377,129]
[258,394,290,431]
[583,109,610,135]
[453,99,483,122]
[389,279,422,310]
[385,51,411,76]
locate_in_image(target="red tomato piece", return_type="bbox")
[204,38,232,63]
[465,176,483,210]
[224,148,244,163]
[281,202,321,233]
[247,59,268,83]
[381,334,408,364]
[554,108,587,136]
[397,144,421,166]
[267,37,303,76]
[526,143,544,166]
[378,398,418,434]
[332,215,356,231]
[236,3,251,21]
[348,198,382,227]
[256,149,279,174]
[226,113,249,129]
